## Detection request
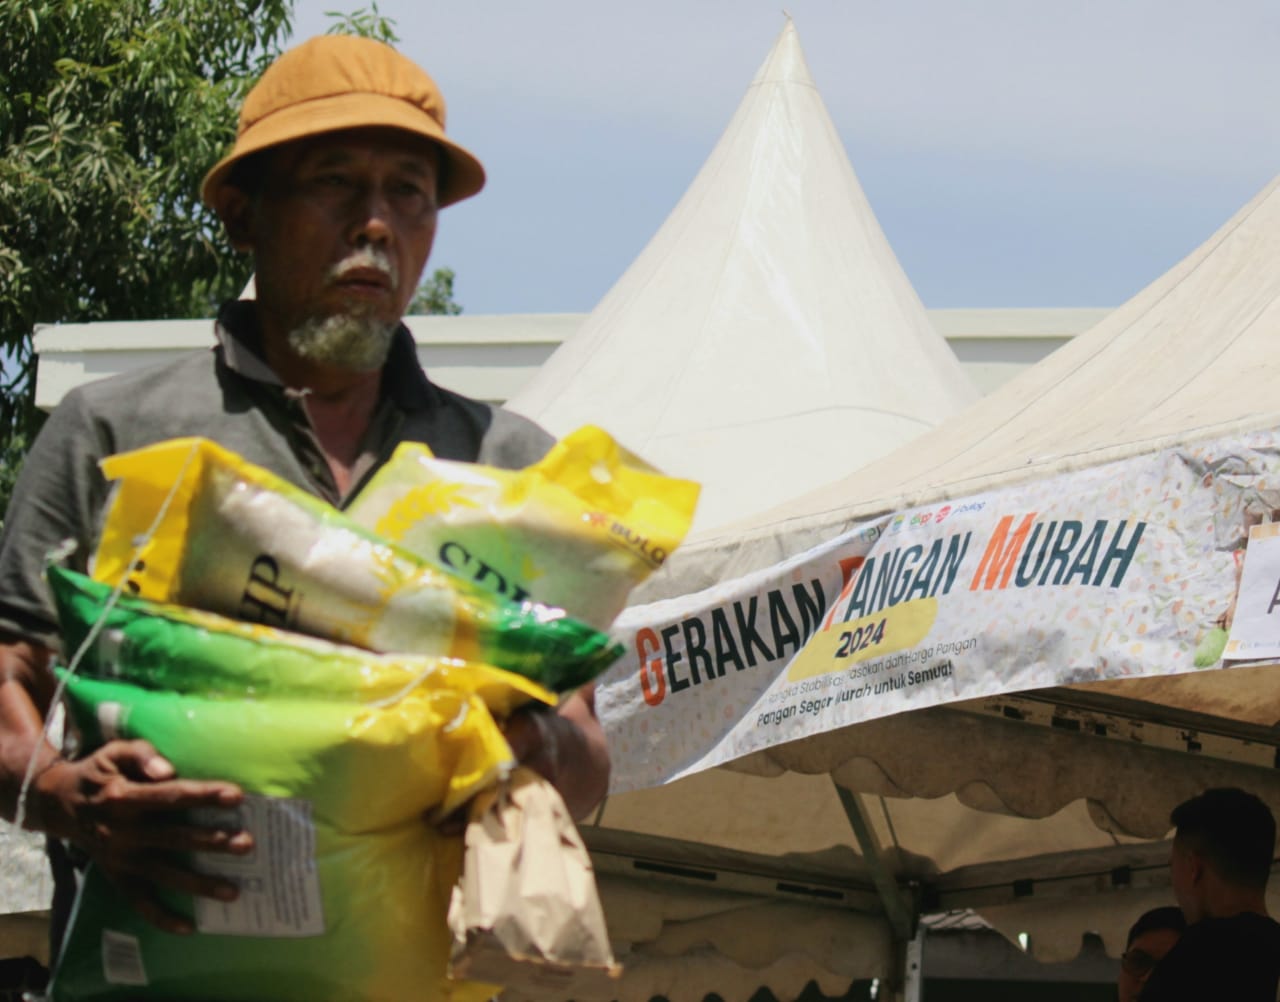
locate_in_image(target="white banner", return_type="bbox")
[1225,522,1280,661]
[599,431,1280,794]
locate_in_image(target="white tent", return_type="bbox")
[647,169,1280,595]
[509,19,976,533]
[582,174,1280,1000]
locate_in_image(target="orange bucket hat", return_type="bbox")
[201,35,485,210]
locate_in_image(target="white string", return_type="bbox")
[366,661,443,709]
[14,440,203,833]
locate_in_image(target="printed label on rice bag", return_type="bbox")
[101,929,148,985]
[190,795,325,937]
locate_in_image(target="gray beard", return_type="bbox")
[286,312,397,372]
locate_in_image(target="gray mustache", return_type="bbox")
[330,248,398,286]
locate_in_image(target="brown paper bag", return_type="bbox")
[447,767,622,999]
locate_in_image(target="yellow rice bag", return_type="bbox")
[347,426,700,628]
[91,438,621,690]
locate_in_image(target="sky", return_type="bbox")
[289,1,1279,316]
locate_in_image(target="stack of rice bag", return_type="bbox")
[49,429,698,1001]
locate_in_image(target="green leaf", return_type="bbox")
[411,267,463,316]
[0,0,296,448]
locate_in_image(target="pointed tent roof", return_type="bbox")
[651,172,1280,593]
[508,20,976,531]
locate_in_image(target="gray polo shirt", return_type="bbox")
[0,300,553,648]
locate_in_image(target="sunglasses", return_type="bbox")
[1121,948,1161,977]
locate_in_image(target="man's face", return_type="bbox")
[1118,927,1181,1002]
[232,127,440,371]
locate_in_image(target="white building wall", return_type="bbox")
[33,309,1108,411]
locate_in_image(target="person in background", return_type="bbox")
[0,33,609,953]
[1140,787,1280,1001]
[1117,906,1184,1002]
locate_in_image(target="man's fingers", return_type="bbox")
[116,877,196,936]
[502,706,539,761]
[107,869,227,936]
[38,742,254,931]
[503,705,560,783]
[94,777,244,815]
[102,739,175,782]
[109,854,241,905]
[433,804,468,836]
[86,816,254,856]
[101,852,244,935]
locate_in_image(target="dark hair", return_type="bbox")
[1171,787,1276,890]
[1126,906,1186,947]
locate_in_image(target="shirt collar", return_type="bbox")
[214,299,439,412]
[215,300,277,383]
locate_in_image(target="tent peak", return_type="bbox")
[752,16,814,88]
[509,11,974,531]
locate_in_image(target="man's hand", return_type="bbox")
[28,739,253,935]
[503,684,610,820]
[4,639,253,933]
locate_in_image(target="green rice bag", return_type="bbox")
[48,569,534,1001]
[50,566,553,718]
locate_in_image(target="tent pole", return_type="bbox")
[902,925,925,1002]
[831,781,914,941]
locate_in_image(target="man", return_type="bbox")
[1117,906,1184,1002]
[1139,787,1280,1001]
[0,34,609,945]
